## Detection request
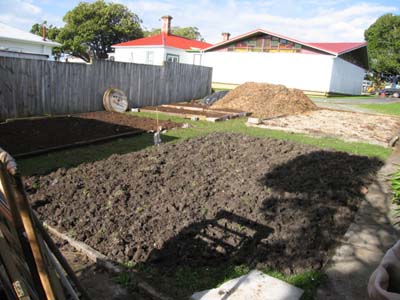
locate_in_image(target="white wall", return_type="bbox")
[114,46,165,65]
[0,39,53,58]
[201,52,334,93]
[114,46,196,65]
[329,57,364,95]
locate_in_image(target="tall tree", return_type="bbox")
[365,13,400,75]
[144,26,204,41]
[58,0,143,61]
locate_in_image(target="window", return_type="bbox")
[166,53,179,63]
[146,51,154,64]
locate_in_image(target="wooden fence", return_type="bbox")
[0,57,212,120]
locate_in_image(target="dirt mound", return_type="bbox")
[26,132,382,279]
[211,82,317,118]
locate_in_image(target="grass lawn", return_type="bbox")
[358,102,400,115]
[120,263,325,300]
[18,111,390,176]
[309,95,376,100]
[135,111,390,159]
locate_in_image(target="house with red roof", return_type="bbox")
[112,16,211,65]
[201,29,368,95]
[113,17,368,95]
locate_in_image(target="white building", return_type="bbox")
[112,16,368,95]
[0,22,60,60]
[201,29,368,95]
[112,16,211,65]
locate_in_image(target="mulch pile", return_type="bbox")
[211,82,317,118]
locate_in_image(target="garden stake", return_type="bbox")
[0,163,46,299]
[33,213,92,300]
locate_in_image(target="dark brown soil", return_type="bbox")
[26,133,382,277]
[212,82,317,118]
[78,111,179,131]
[0,111,180,156]
[26,133,382,273]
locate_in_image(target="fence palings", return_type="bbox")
[0,57,213,120]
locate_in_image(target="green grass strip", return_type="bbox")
[18,112,390,176]
[358,102,400,115]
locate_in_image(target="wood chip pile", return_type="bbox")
[211,82,317,118]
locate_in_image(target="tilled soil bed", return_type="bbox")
[27,133,382,277]
[0,111,180,156]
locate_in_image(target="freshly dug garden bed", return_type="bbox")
[27,133,382,277]
[0,111,180,156]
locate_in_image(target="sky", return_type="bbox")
[0,0,398,44]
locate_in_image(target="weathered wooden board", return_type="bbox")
[0,57,213,120]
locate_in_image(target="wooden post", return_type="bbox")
[0,163,46,299]
[8,172,57,300]
[33,213,92,300]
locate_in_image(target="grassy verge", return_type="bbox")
[18,111,390,176]
[133,111,391,159]
[358,102,400,115]
[391,167,400,226]
[309,95,376,100]
[128,263,324,300]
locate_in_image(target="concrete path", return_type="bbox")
[316,148,400,299]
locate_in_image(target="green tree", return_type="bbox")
[30,21,62,59]
[144,26,204,41]
[58,0,143,61]
[365,13,400,75]
[30,22,60,41]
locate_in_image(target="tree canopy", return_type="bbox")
[30,22,62,59]
[144,26,204,41]
[365,13,400,75]
[56,0,143,61]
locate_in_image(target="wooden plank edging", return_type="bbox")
[44,223,173,300]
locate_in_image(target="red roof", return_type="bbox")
[307,42,367,55]
[203,29,367,56]
[113,33,212,50]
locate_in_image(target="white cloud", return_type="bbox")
[0,0,397,43]
[123,0,397,43]
[0,0,65,30]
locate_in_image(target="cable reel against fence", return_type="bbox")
[103,88,128,113]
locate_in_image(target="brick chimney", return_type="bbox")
[222,32,230,41]
[161,15,173,35]
[42,24,47,41]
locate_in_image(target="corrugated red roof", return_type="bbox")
[307,42,367,55]
[113,33,212,50]
[203,29,367,56]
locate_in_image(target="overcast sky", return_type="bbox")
[0,0,398,43]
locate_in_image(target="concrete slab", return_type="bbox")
[191,270,303,300]
[316,149,400,300]
[340,223,398,251]
[317,245,385,300]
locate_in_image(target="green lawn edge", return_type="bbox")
[357,102,400,115]
[18,111,390,176]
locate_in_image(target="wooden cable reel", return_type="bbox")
[103,88,128,113]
